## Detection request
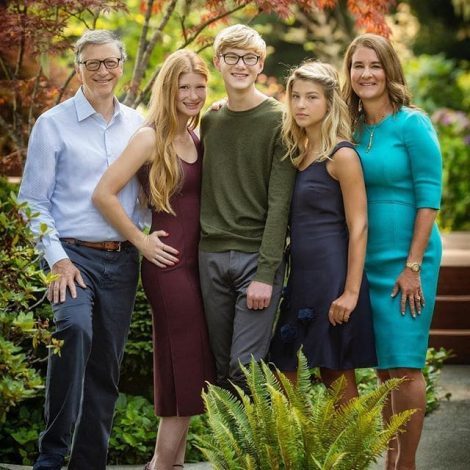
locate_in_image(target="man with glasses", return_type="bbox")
[19,29,144,470]
[198,24,296,394]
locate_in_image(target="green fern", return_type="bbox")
[197,351,414,469]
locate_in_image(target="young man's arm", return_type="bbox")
[247,130,296,310]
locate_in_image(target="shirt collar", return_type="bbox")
[74,87,122,122]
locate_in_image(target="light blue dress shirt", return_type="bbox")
[18,87,146,268]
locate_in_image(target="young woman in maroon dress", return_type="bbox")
[93,50,215,470]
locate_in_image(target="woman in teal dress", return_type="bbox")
[343,34,442,470]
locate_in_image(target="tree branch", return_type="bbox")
[124,0,178,107]
[0,113,22,151]
[56,69,76,105]
[0,56,12,81]
[14,5,26,78]
[180,1,250,49]
[134,65,162,108]
[28,66,43,135]
[123,0,154,107]
[133,1,252,108]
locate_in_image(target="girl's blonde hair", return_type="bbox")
[282,60,351,168]
[146,49,208,214]
[342,33,412,131]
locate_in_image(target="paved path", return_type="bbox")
[2,366,469,470]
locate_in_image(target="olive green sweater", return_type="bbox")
[200,97,296,285]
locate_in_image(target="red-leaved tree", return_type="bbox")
[0,0,127,176]
[0,0,394,175]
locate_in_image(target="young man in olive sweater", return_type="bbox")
[199,24,296,392]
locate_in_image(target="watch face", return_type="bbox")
[408,263,420,272]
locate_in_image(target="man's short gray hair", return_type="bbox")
[74,30,127,63]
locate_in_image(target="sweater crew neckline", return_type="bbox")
[224,97,275,116]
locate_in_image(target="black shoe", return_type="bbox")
[33,453,64,470]
[32,465,62,470]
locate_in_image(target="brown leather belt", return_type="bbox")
[60,238,132,252]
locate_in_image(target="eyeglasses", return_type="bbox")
[220,53,260,66]
[78,57,122,71]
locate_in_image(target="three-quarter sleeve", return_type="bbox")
[403,110,442,210]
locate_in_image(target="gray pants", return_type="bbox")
[36,243,139,470]
[198,250,284,392]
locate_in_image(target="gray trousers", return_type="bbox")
[198,250,284,392]
[36,243,139,470]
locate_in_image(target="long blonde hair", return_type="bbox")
[342,33,412,132]
[146,49,208,214]
[282,60,351,168]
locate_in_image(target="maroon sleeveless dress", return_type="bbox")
[138,130,215,416]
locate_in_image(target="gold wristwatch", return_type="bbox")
[406,261,421,273]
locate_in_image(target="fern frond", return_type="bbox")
[270,386,305,467]
[370,409,416,457]
[358,377,404,412]
[296,349,313,397]
[231,376,274,469]
[239,360,272,425]
[319,449,348,469]
[260,360,283,394]
[310,383,341,450]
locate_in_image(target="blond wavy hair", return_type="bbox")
[282,60,352,168]
[342,33,412,132]
[214,24,266,60]
[146,50,208,214]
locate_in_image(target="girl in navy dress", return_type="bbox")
[270,61,377,404]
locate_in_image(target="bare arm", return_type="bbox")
[92,127,179,267]
[327,148,368,326]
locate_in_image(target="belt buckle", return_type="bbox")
[104,241,121,252]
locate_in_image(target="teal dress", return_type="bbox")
[356,107,442,369]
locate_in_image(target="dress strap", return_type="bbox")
[188,128,203,160]
[329,141,357,159]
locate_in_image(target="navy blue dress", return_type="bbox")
[269,142,377,371]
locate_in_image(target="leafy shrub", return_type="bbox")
[198,353,414,470]
[108,394,207,464]
[404,54,469,113]
[423,347,455,414]
[431,109,470,231]
[403,55,470,231]
[108,393,158,464]
[0,182,55,422]
[0,399,44,465]
[119,284,154,397]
